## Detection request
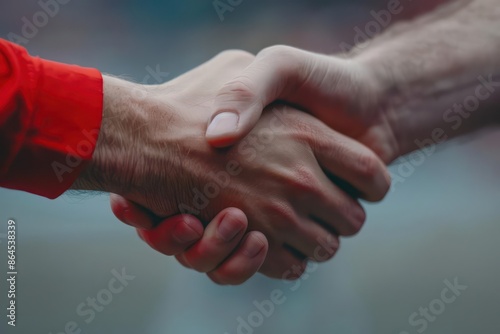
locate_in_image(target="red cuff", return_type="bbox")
[0,43,103,199]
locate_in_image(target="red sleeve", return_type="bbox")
[0,39,103,199]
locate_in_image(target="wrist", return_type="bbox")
[340,54,403,163]
[72,76,150,194]
[358,50,500,161]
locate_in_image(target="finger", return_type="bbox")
[175,252,192,269]
[304,175,366,236]
[206,46,360,148]
[177,208,249,273]
[285,218,340,262]
[171,50,255,91]
[284,141,367,236]
[206,46,310,147]
[207,231,268,285]
[306,164,367,236]
[136,229,145,242]
[258,244,308,280]
[309,232,341,262]
[110,194,156,230]
[138,215,204,256]
[311,121,391,202]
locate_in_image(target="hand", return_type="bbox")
[206,0,500,163]
[205,45,399,164]
[74,50,390,279]
[110,194,268,285]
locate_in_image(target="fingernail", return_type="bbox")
[206,112,239,139]
[173,219,203,244]
[217,213,244,242]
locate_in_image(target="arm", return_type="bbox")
[205,0,500,163]
[0,40,391,282]
[357,0,500,156]
[0,39,265,284]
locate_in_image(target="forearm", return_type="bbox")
[386,78,500,156]
[355,0,500,156]
[359,0,500,93]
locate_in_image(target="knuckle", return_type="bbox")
[265,202,300,233]
[216,49,255,65]
[290,165,322,196]
[218,78,257,103]
[259,45,295,60]
[288,113,322,144]
[258,45,301,78]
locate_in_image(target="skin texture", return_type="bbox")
[206,0,500,162]
[73,51,390,282]
[115,0,500,284]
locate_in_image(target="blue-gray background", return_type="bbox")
[1,1,499,333]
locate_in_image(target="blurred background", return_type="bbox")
[1,0,499,333]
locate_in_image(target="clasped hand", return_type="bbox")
[100,50,391,284]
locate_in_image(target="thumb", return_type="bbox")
[206,46,307,147]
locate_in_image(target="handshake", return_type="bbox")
[0,0,498,288]
[73,1,500,284]
[74,47,394,284]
